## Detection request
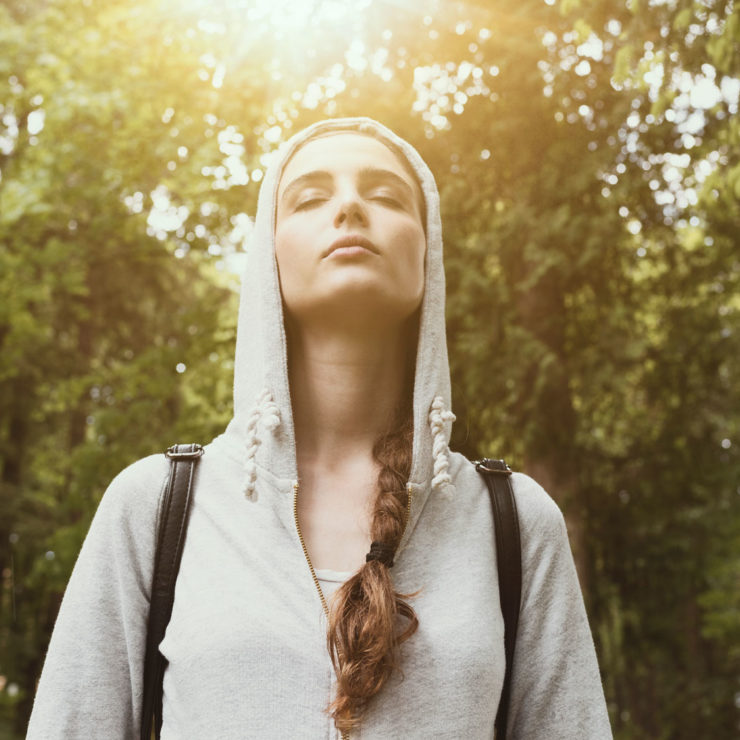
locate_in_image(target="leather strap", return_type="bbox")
[476,458,522,740]
[141,443,203,740]
[140,447,517,738]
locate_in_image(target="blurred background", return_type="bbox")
[1,0,738,736]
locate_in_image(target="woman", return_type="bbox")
[28,118,612,738]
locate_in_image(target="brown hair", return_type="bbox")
[278,122,426,731]
[326,400,418,733]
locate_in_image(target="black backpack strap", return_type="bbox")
[476,458,522,740]
[141,443,204,740]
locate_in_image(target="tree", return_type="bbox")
[1,0,737,736]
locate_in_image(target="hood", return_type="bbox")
[221,117,455,505]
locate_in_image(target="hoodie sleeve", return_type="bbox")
[26,453,168,740]
[506,473,613,740]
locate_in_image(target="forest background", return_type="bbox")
[1,0,738,737]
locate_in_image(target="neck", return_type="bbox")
[288,318,413,473]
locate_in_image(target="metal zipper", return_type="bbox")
[292,479,415,740]
[405,482,413,536]
[293,480,330,619]
[293,479,347,740]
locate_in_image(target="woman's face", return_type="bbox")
[274,132,426,328]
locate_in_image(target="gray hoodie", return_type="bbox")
[27,117,613,739]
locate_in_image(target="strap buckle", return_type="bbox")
[165,444,205,460]
[475,458,512,476]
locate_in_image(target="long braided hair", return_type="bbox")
[326,393,418,733]
[277,124,427,732]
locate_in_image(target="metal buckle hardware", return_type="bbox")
[474,459,512,476]
[165,444,205,460]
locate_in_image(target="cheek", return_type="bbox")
[274,225,304,301]
[274,228,287,269]
[399,225,427,295]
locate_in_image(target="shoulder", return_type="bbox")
[100,452,170,507]
[68,452,173,592]
[107,452,171,492]
[92,452,171,540]
[509,472,567,545]
[449,454,568,551]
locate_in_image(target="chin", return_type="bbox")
[288,285,422,329]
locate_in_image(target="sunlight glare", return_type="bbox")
[161,0,375,38]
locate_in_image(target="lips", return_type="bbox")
[323,234,379,258]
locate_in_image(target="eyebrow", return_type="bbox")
[280,167,416,205]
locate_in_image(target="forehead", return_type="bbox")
[277,132,417,194]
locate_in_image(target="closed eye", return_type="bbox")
[294,197,327,211]
[370,194,403,208]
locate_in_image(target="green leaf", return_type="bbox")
[673,7,694,30]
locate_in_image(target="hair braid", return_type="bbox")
[326,411,418,733]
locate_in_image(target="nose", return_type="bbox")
[333,186,368,229]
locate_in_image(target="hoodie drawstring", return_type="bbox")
[243,388,281,499]
[429,396,456,491]
[242,391,453,497]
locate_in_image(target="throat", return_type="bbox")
[293,459,377,573]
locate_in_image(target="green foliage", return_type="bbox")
[1,0,738,736]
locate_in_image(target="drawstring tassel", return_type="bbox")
[243,388,281,499]
[429,396,456,492]
[243,392,453,499]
